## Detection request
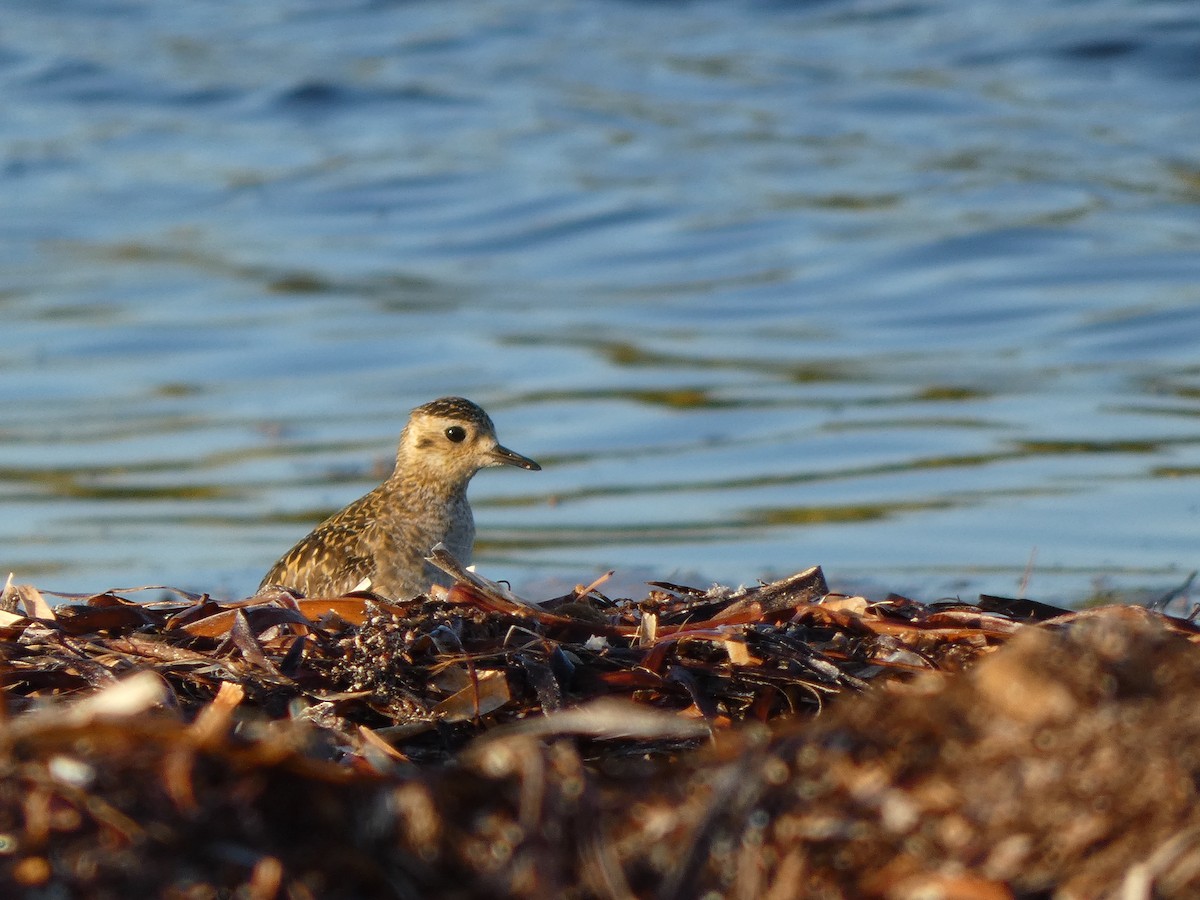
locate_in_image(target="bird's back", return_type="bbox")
[259,488,386,597]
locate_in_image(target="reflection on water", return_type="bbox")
[2,0,1200,605]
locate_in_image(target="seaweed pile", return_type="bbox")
[1,559,1199,898]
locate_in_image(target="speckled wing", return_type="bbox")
[259,515,380,598]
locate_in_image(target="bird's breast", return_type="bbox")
[440,494,476,562]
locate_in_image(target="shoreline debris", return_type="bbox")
[2,560,1199,896]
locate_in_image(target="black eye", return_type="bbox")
[445,426,467,443]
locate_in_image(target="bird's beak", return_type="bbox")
[490,444,541,470]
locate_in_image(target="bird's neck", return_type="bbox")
[387,457,470,505]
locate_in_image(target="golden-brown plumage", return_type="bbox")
[260,397,540,599]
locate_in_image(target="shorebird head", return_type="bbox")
[397,396,541,485]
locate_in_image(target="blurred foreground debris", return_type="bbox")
[1,563,1199,897]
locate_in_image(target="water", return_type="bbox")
[2,0,1199,605]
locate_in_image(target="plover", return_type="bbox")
[260,396,540,599]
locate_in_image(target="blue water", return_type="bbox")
[3,0,1200,605]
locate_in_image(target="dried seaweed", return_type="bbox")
[0,562,1198,897]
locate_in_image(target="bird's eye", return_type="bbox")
[445,426,467,443]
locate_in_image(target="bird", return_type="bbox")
[259,396,540,600]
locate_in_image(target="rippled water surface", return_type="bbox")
[3,0,1200,604]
